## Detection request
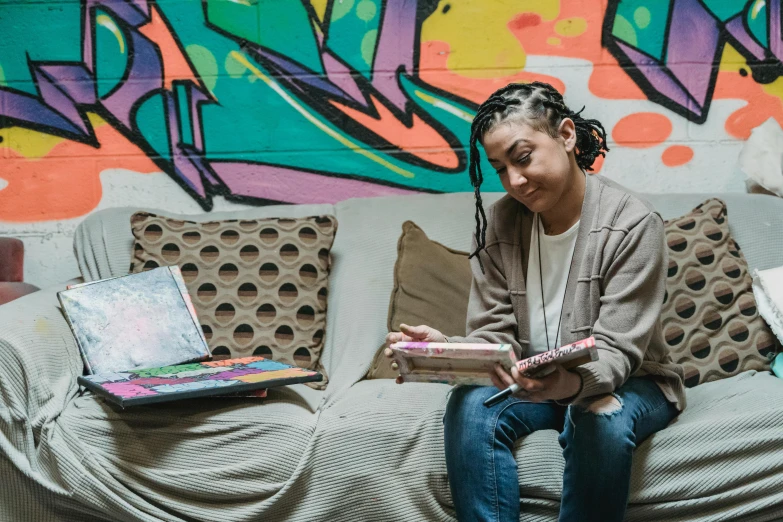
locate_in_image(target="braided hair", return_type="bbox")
[468,81,609,271]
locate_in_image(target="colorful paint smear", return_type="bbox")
[58,266,211,375]
[79,356,321,407]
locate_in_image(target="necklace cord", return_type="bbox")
[536,214,576,351]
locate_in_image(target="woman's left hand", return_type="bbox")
[490,363,582,402]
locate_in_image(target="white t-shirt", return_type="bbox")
[526,214,579,354]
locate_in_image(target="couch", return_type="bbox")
[1,191,782,522]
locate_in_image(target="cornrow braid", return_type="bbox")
[467,82,609,271]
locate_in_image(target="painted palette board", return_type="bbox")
[390,342,518,386]
[78,356,322,408]
[57,266,210,375]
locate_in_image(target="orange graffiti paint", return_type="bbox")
[661,145,694,167]
[612,113,672,148]
[506,6,648,101]
[714,69,783,139]
[1,154,103,222]
[0,121,158,222]
[587,66,646,100]
[138,5,201,90]
[329,94,460,169]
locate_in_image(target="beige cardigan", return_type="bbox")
[449,174,686,410]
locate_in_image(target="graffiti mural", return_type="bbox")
[0,0,501,215]
[2,0,783,226]
[605,0,783,123]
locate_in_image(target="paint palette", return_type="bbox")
[78,356,322,408]
[389,342,518,386]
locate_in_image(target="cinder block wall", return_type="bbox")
[0,0,777,286]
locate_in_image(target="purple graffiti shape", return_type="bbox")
[605,0,783,123]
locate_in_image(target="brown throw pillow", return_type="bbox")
[661,199,780,387]
[129,212,337,388]
[366,221,472,379]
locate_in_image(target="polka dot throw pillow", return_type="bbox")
[662,198,780,387]
[129,212,337,389]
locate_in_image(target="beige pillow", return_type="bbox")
[366,221,472,379]
[130,212,337,388]
[661,199,780,387]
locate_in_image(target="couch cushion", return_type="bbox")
[322,371,783,521]
[661,199,780,386]
[367,221,472,380]
[128,211,337,387]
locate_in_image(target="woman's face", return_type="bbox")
[482,117,577,213]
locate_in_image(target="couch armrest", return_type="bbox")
[0,237,24,282]
[0,282,40,305]
[0,281,82,457]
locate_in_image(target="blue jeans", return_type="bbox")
[444,377,678,522]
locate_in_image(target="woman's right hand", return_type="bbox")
[383,324,446,384]
[384,323,446,348]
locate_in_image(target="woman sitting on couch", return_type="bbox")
[385,82,686,522]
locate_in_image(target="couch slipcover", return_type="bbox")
[2,192,783,521]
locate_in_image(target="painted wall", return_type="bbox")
[2,0,782,287]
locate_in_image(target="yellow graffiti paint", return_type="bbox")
[718,43,746,68]
[0,127,65,158]
[87,112,108,127]
[750,0,765,19]
[229,51,414,179]
[717,43,783,108]
[554,17,586,37]
[421,0,559,78]
[309,0,329,23]
[413,90,474,123]
[759,81,783,102]
[0,112,107,159]
[759,74,783,101]
[547,36,562,46]
[96,14,125,54]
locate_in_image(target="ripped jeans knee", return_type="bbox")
[559,393,629,451]
[579,393,623,416]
